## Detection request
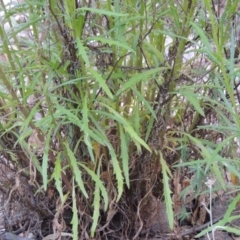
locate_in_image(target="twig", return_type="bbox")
[4,174,20,209]
[180,213,225,237]
[132,182,156,240]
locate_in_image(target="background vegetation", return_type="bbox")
[0,0,240,239]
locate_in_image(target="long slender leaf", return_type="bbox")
[42,126,53,191]
[159,151,174,230]
[77,7,128,17]
[119,125,129,188]
[116,67,168,96]
[52,152,64,201]
[64,142,88,198]
[89,69,113,99]
[87,36,135,53]
[71,179,78,240]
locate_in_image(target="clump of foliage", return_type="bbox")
[1,0,240,239]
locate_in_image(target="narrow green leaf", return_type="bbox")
[19,101,42,133]
[64,142,88,198]
[55,107,83,130]
[107,142,124,201]
[82,95,94,161]
[9,17,44,39]
[50,77,87,91]
[132,88,157,119]
[191,22,219,63]
[222,194,240,221]
[191,22,212,51]
[143,41,165,62]
[79,162,108,211]
[52,152,64,201]
[159,151,174,230]
[87,36,135,53]
[145,116,155,142]
[89,69,113,99]
[170,4,180,29]
[77,7,128,17]
[90,163,101,237]
[100,103,150,152]
[211,161,225,190]
[71,179,79,240]
[76,38,90,66]
[212,136,235,157]
[17,139,42,172]
[180,89,205,117]
[42,127,52,191]
[176,132,211,160]
[224,226,240,235]
[131,102,140,136]
[88,129,106,146]
[119,125,129,188]
[196,194,240,237]
[91,184,100,237]
[116,67,168,96]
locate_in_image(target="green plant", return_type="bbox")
[1,0,240,239]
